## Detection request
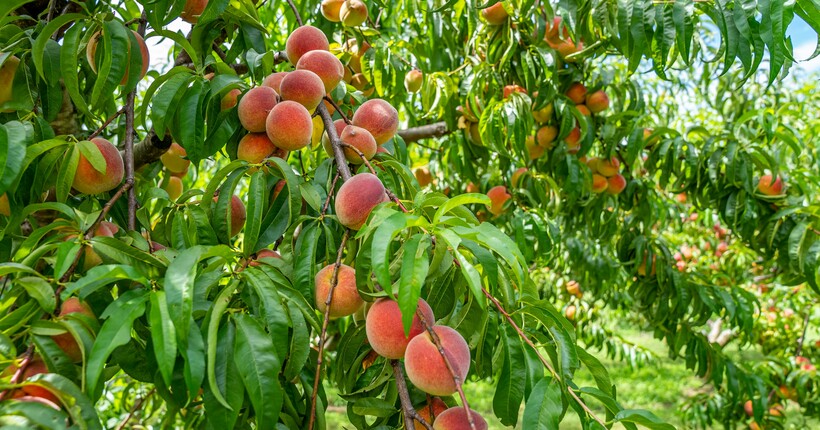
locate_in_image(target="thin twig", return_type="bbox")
[285,0,304,26]
[321,173,342,216]
[323,96,350,124]
[115,387,156,430]
[795,309,812,357]
[414,310,476,430]
[317,103,352,181]
[87,107,126,140]
[392,360,428,430]
[0,345,35,401]
[338,142,377,175]
[309,229,351,430]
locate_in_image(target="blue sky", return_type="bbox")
[788,16,820,72]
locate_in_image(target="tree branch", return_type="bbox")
[317,103,352,181]
[398,122,451,143]
[126,130,173,170]
[392,360,426,430]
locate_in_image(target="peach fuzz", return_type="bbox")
[334,173,388,230]
[315,264,363,318]
[404,325,471,396]
[365,298,435,359]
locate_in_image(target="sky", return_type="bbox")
[787,16,820,73]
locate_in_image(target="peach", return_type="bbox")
[5,358,60,404]
[315,264,363,317]
[549,38,584,60]
[744,400,754,417]
[238,86,279,132]
[340,0,368,27]
[0,193,9,216]
[265,101,313,151]
[296,50,344,93]
[350,73,374,96]
[214,195,246,237]
[339,125,377,164]
[405,69,423,93]
[262,71,289,93]
[596,157,620,177]
[72,137,124,195]
[86,31,149,85]
[344,39,371,73]
[279,69,326,111]
[565,127,581,154]
[481,2,509,25]
[160,142,190,173]
[181,0,208,23]
[586,90,609,113]
[160,176,183,200]
[365,298,435,359]
[637,253,656,276]
[536,125,558,148]
[757,175,783,196]
[591,174,608,193]
[334,173,388,230]
[566,281,582,297]
[565,304,576,320]
[511,167,527,188]
[0,55,20,109]
[606,174,626,194]
[52,298,94,362]
[416,397,448,428]
[566,83,587,104]
[351,99,399,145]
[321,0,344,22]
[467,122,483,146]
[486,185,510,216]
[249,249,281,267]
[466,182,480,193]
[503,84,526,99]
[643,128,659,147]
[415,167,433,187]
[532,103,553,123]
[405,325,471,396]
[545,17,570,42]
[576,104,591,116]
[220,88,241,111]
[150,241,166,252]
[526,136,545,159]
[433,407,488,430]
[238,133,286,170]
[586,157,600,173]
[321,118,348,155]
[286,26,329,65]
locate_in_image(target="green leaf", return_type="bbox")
[233,313,284,430]
[76,140,106,174]
[433,193,491,224]
[206,282,237,409]
[55,145,79,201]
[522,377,562,430]
[243,268,290,359]
[26,373,102,430]
[398,233,431,334]
[0,0,35,22]
[151,72,195,138]
[165,246,206,343]
[17,276,56,314]
[494,326,527,426]
[63,264,148,297]
[60,24,92,118]
[0,120,29,195]
[90,20,129,107]
[32,13,86,80]
[243,170,266,255]
[86,289,148,399]
[614,409,676,430]
[149,291,177,386]
[371,211,413,293]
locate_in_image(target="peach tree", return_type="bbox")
[0,0,818,429]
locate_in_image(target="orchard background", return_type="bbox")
[0,0,819,429]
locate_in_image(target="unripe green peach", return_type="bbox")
[340,0,368,27]
[160,142,190,173]
[238,86,279,133]
[405,325,471,396]
[286,26,329,65]
[351,99,399,145]
[265,100,313,151]
[405,69,423,93]
[315,264,363,317]
[160,176,183,200]
[365,298,435,359]
[0,55,20,110]
[334,173,388,230]
[72,138,124,195]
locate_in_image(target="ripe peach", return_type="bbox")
[52,298,94,362]
[585,157,600,173]
[181,0,208,23]
[6,358,60,404]
[315,264,363,317]
[596,157,620,177]
[586,90,609,113]
[511,167,527,188]
[249,249,281,267]
[220,88,241,111]
[344,39,371,73]
[566,83,587,104]
[565,304,577,321]
[415,167,433,187]
[526,136,545,159]
[321,0,344,21]
[0,55,20,109]
[576,104,591,116]
[591,174,608,193]
[365,298,435,359]
[481,2,509,25]
[536,125,558,148]
[405,325,471,396]
[86,31,150,85]
[265,100,313,151]
[532,103,553,123]
[757,175,783,196]
[503,84,526,99]
[0,193,10,216]
[213,195,246,237]
[334,173,388,230]
[606,174,626,194]
[238,133,286,171]
[72,137,124,195]
[262,71,289,93]
[351,99,399,145]
[339,125,377,164]
[415,397,448,428]
[405,69,423,93]
[279,69,326,111]
[564,127,581,154]
[566,280,582,297]
[466,182,480,193]
[340,0,368,27]
[238,86,279,132]
[433,407,488,430]
[161,142,190,173]
[545,17,570,42]
[296,50,344,93]
[150,241,166,252]
[286,26,329,65]
[160,176,183,200]
[486,185,511,216]
[744,400,754,417]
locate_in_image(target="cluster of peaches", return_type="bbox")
[315,266,487,429]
